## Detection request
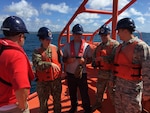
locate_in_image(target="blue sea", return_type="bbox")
[0,32,150,93]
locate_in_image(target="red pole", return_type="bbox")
[112,0,118,40]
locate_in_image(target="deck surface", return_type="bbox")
[28,65,116,113]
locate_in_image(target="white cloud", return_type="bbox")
[144,7,150,16]
[129,8,142,16]
[88,0,112,9]
[5,0,38,19]
[41,2,70,14]
[93,22,99,27]
[73,13,100,26]
[77,13,100,19]
[118,0,129,9]
[43,19,52,26]
[0,15,9,23]
[118,11,130,20]
[35,18,40,23]
[25,17,62,32]
[101,18,110,23]
[145,12,150,16]
[0,0,149,32]
[136,16,145,24]
[88,0,130,11]
[72,13,101,31]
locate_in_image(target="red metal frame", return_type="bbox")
[58,0,137,48]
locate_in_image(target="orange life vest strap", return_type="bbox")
[70,39,85,57]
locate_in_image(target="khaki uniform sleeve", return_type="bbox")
[32,49,51,71]
[134,41,150,96]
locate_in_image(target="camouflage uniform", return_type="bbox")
[92,38,119,108]
[32,45,62,113]
[113,37,150,113]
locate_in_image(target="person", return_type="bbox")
[32,27,62,113]
[91,24,119,111]
[112,17,150,113]
[62,24,92,113]
[0,16,34,113]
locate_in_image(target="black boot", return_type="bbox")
[68,107,77,113]
[84,106,92,113]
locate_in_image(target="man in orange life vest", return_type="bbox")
[62,24,92,113]
[32,27,62,113]
[91,24,119,111]
[112,17,150,113]
[0,16,34,113]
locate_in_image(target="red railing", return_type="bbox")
[58,0,137,48]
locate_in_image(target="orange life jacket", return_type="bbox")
[36,45,61,81]
[114,41,141,81]
[0,39,34,85]
[70,39,85,57]
[95,42,114,70]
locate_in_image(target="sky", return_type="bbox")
[0,0,150,33]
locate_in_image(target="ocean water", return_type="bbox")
[0,32,150,93]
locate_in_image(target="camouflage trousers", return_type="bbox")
[114,77,142,113]
[36,78,62,113]
[96,70,115,105]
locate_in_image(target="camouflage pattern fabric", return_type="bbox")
[93,38,119,65]
[113,37,150,113]
[115,77,142,113]
[96,70,115,105]
[93,38,119,105]
[36,78,62,113]
[32,47,52,71]
[32,45,62,113]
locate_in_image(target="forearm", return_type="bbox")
[15,88,29,109]
[36,61,51,70]
[32,53,51,71]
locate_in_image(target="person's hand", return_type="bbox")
[78,57,85,64]
[51,63,61,73]
[15,89,29,110]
